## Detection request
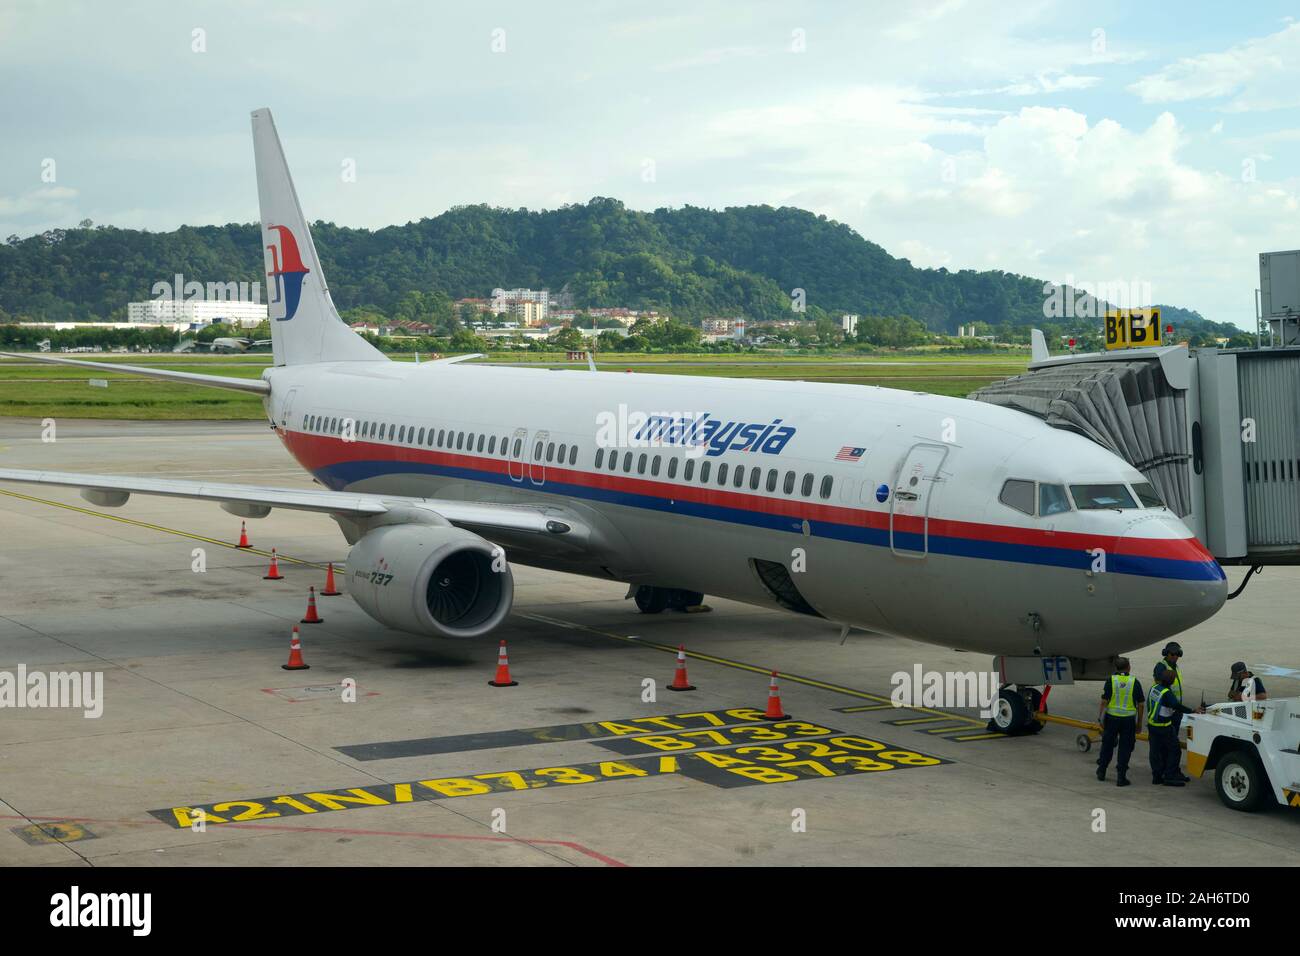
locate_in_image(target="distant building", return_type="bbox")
[491,288,549,321]
[127,299,267,328]
[841,314,859,336]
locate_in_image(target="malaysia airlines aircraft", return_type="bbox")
[0,109,1227,726]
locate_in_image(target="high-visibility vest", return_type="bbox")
[1106,675,1137,717]
[1156,661,1183,702]
[1148,686,1174,727]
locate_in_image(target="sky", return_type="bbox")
[2,0,1299,329]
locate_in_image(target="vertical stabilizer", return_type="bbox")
[251,108,385,366]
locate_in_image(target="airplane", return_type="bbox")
[210,336,273,354]
[0,109,1228,733]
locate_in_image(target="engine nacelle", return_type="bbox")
[346,522,513,639]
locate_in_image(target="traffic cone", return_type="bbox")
[300,586,323,624]
[320,562,341,596]
[236,521,251,548]
[262,548,284,580]
[282,626,309,670]
[667,644,695,691]
[763,671,789,720]
[488,640,518,687]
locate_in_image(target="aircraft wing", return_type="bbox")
[0,352,270,394]
[0,468,578,536]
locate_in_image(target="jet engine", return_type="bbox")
[346,522,513,639]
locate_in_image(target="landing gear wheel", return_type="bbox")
[634,586,668,614]
[1076,733,1092,753]
[667,589,705,611]
[988,687,1042,735]
[1215,751,1268,812]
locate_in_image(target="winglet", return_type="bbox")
[1030,329,1050,363]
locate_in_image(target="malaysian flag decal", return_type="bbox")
[835,446,865,462]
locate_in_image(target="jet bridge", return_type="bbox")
[970,336,1300,567]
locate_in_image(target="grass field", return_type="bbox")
[0,351,1030,420]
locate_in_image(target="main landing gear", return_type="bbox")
[634,586,706,614]
[988,685,1046,736]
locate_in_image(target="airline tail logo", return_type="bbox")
[265,224,310,321]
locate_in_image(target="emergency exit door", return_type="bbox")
[889,443,948,557]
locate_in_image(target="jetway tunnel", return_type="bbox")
[969,337,1300,567]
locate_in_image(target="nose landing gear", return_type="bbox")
[989,685,1046,735]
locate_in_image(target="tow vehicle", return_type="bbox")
[1184,697,1300,812]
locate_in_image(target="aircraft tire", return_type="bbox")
[634,586,669,614]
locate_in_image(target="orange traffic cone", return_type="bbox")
[488,640,518,687]
[667,644,696,691]
[320,562,341,596]
[300,586,323,624]
[282,625,309,670]
[763,671,789,720]
[262,548,284,580]
[236,521,252,548]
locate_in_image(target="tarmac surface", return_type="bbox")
[1,419,1297,867]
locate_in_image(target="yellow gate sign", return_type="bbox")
[1104,308,1162,350]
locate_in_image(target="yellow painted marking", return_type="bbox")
[891,716,954,725]
[839,704,897,713]
[949,732,1007,741]
[922,724,980,734]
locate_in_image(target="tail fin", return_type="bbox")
[251,109,385,366]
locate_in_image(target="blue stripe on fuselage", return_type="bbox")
[311,457,1223,583]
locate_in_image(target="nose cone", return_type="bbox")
[1111,514,1227,643]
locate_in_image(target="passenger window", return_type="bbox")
[637,453,647,474]
[437,429,445,446]
[766,469,778,492]
[512,438,522,457]
[429,428,436,446]
[399,426,407,442]
[1070,483,1138,510]
[734,466,745,489]
[749,468,761,491]
[651,456,661,477]
[999,479,1035,516]
[477,435,485,452]
[457,432,465,450]
[1039,483,1071,516]
[1132,481,1164,508]
[388,423,396,441]
[467,433,475,450]
[700,461,711,482]
[418,427,425,444]
[488,436,496,454]
[569,446,577,466]
[819,475,833,500]
[717,463,728,485]
[609,451,619,471]
[784,471,795,495]
[534,441,543,460]
[623,453,633,474]
[556,443,565,462]
[547,442,555,462]
[595,448,604,468]
[667,457,678,479]
[801,473,814,497]
[684,459,694,481]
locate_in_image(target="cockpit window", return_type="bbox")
[1039,483,1071,516]
[1132,481,1165,508]
[999,479,1035,516]
[1070,483,1138,510]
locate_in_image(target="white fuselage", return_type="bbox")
[263,360,1227,661]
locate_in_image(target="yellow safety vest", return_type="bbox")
[1148,686,1174,727]
[1156,660,1182,702]
[1106,675,1137,717]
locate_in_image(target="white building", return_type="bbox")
[841,314,859,336]
[491,288,549,321]
[127,299,268,328]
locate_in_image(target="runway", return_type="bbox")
[1,419,1296,866]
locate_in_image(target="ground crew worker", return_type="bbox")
[1147,668,1201,786]
[1096,657,1143,787]
[1152,641,1187,760]
[1228,662,1267,702]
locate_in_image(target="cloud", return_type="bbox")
[1129,22,1300,111]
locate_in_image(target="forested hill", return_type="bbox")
[0,199,1198,331]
